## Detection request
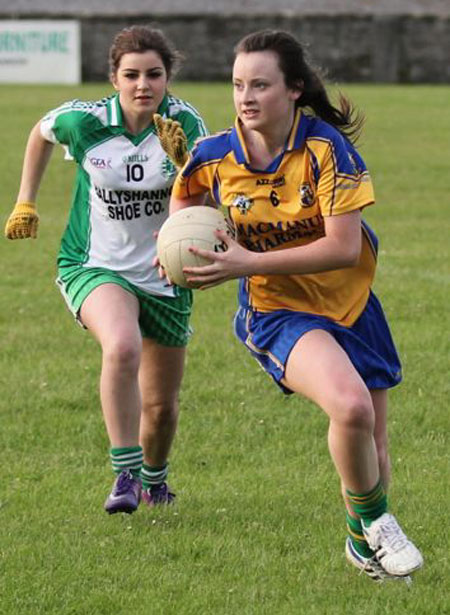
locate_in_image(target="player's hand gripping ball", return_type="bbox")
[157,206,229,288]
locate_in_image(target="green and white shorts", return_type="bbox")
[56,265,193,347]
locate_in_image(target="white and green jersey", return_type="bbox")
[40,94,207,296]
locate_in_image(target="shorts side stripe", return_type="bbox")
[242,309,285,372]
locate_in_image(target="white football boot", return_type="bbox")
[345,538,412,584]
[362,513,423,576]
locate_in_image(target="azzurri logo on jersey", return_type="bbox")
[256,175,286,188]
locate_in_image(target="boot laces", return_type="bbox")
[376,515,409,553]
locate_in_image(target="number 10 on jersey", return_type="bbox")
[126,164,144,182]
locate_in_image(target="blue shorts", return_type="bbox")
[233,291,402,394]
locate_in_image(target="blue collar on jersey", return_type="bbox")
[106,93,170,129]
[230,108,308,172]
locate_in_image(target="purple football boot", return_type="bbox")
[104,470,142,514]
[142,482,175,507]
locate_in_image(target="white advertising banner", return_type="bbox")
[0,20,81,84]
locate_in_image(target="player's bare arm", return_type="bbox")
[184,210,362,287]
[5,121,54,239]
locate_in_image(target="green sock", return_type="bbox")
[346,481,388,527]
[110,446,143,479]
[346,512,374,558]
[141,463,168,491]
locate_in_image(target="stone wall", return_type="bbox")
[1,8,448,83]
[80,14,450,83]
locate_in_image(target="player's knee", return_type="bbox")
[142,399,178,426]
[102,337,141,374]
[334,389,375,432]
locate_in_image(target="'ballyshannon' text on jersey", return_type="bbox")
[94,185,171,220]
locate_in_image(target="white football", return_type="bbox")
[157,206,229,288]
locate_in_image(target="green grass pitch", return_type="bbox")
[0,82,449,614]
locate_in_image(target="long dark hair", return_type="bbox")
[109,25,183,80]
[234,29,364,143]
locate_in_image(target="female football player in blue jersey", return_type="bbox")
[167,30,423,581]
[5,25,207,514]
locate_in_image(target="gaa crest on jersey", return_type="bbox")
[88,156,112,170]
[161,156,177,180]
[232,193,254,215]
[299,183,315,207]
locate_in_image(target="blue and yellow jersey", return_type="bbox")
[172,109,378,326]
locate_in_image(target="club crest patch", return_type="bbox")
[232,193,254,215]
[161,156,177,180]
[299,183,315,207]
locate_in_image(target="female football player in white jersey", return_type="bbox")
[5,25,207,514]
[167,30,423,581]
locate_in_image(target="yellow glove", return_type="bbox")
[154,113,188,168]
[5,201,39,239]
